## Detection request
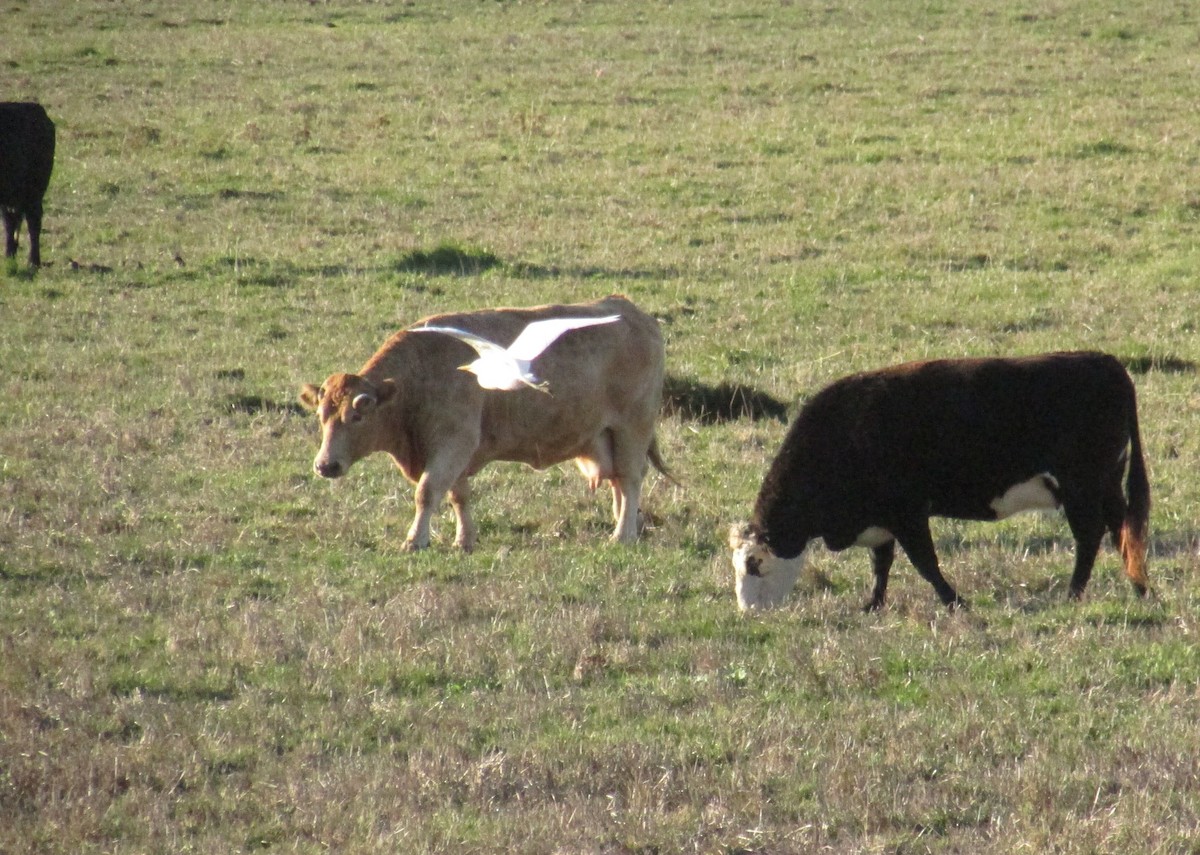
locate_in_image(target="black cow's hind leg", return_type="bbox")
[1064,497,1107,600]
[1101,482,1128,550]
[2,209,20,259]
[864,541,895,612]
[894,518,965,609]
[25,202,43,267]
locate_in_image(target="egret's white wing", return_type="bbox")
[412,325,506,358]
[506,315,621,361]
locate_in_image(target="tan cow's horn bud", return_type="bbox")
[351,393,375,412]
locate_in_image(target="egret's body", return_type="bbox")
[415,315,621,392]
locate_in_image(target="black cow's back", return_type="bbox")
[753,351,1138,545]
[0,102,55,201]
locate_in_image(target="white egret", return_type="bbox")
[414,314,621,392]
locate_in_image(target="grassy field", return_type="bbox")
[3,1,1200,852]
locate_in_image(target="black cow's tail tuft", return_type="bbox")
[1120,388,1151,596]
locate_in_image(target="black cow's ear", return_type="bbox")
[375,379,398,405]
[299,384,322,411]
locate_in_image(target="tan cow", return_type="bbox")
[299,295,668,551]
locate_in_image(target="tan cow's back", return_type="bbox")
[364,295,663,470]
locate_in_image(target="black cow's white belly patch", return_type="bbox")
[989,473,1061,519]
[855,526,894,547]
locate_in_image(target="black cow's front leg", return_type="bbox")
[864,541,895,612]
[893,518,965,609]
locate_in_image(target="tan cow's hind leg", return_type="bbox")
[608,426,652,543]
[610,477,641,542]
[448,476,476,552]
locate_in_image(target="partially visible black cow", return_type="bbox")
[0,102,56,267]
[730,351,1150,611]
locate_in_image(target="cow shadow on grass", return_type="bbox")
[662,375,789,424]
[1121,354,1196,375]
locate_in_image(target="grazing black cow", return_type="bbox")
[730,351,1150,611]
[0,102,56,267]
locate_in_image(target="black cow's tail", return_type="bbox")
[1120,389,1151,596]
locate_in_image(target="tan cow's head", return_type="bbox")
[299,373,397,479]
[728,523,806,612]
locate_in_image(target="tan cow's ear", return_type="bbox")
[375,379,398,405]
[299,384,322,411]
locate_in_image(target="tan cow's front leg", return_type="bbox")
[403,465,464,551]
[401,443,478,551]
[402,472,440,551]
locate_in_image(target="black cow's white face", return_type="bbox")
[728,523,806,612]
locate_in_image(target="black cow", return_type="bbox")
[0,102,56,267]
[730,351,1150,611]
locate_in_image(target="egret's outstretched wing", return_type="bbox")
[412,325,505,358]
[506,315,621,362]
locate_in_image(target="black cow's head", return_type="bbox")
[728,522,808,612]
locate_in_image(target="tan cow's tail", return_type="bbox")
[1119,394,1151,596]
[648,437,680,486]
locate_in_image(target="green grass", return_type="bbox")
[4,1,1200,852]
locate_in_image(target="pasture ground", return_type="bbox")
[3,2,1200,852]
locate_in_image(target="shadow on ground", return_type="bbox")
[662,375,789,424]
[1122,354,1196,375]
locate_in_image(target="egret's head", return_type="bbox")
[728,523,806,612]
